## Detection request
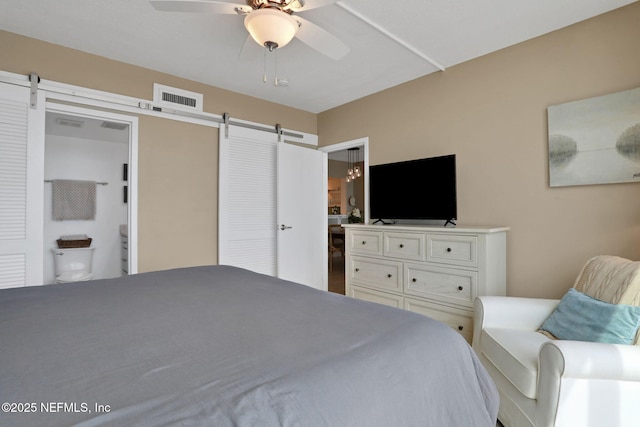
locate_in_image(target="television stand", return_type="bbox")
[444,219,456,227]
[342,223,509,343]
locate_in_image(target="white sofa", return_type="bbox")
[473,256,640,427]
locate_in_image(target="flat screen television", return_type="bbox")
[369,154,457,223]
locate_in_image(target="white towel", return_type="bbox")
[52,180,96,221]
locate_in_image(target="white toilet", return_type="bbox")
[52,247,96,283]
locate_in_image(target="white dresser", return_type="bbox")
[343,224,508,342]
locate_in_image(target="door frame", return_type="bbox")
[319,137,370,225]
[45,102,139,274]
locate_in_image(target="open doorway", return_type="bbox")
[320,138,369,295]
[43,106,137,284]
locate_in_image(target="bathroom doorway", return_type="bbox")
[320,138,369,295]
[43,106,137,284]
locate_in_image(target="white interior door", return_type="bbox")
[277,142,326,290]
[0,82,45,288]
[219,125,326,289]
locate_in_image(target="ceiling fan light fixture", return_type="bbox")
[244,8,299,50]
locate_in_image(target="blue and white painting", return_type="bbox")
[548,87,640,187]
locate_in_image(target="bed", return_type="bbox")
[0,265,498,426]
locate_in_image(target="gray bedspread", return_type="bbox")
[0,265,498,426]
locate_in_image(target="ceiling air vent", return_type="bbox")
[55,118,84,128]
[101,121,129,131]
[153,83,203,113]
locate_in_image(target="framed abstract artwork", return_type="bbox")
[547,87,640,187]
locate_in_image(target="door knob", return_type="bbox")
[279,224,293,230]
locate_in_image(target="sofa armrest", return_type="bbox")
[473,296,560,350]
[474,296,560,330]
[536,340,640,427]
[540,340,640,381]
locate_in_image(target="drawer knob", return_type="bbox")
[387,274,392,278]
[458,286,463,291]
[355,268,360,272]
[412,278,417,283]
[446,247,452,253]
[362,241,367,245]
[458,326,464,331]
[399,244,404,248]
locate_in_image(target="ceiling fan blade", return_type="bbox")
[149,0,249,14]
[237,34,262,62]
[289,0,339,12]
[294,16,349,60]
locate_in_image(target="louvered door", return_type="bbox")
[0,83,45,288]
[218,125,278,276]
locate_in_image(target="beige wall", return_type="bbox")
[318,3,640,298]
[0,31,317,132]
[2,3,639,292]
[0,30,316,273]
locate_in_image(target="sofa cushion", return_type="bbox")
[574,255,640,345]
[539,288,640,344]
[481,328,550,399]
[574,256,640,306]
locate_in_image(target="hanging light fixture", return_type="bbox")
[346,147,361,182]
[244,8,299,52]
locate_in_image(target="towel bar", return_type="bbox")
[45,180,108,185]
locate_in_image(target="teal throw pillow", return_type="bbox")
[540,288,640,344]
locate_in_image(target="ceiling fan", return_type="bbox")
[149,0,350,60]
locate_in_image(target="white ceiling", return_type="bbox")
[45,112,130,144]
[1,0,636,113]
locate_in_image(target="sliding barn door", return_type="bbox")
[219,126,279,276]
[0,83,45,288]
[218,125,325,289]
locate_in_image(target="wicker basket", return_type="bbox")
[57,238,92,249]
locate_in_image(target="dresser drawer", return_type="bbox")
[427,234,477,267]
[349,285,403,309]
[405,297,473,342]
[404,263,477,308]
[383,232,425,261]
[348,256,402,292]
[348,230,383,256]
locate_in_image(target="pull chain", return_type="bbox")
[274,49,279,86]
[263,47,268,83]
[262,46,287,86]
